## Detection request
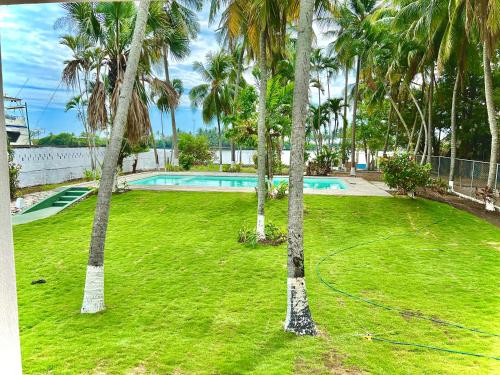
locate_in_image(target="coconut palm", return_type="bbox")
[157,0,201,166]
[331,0,380,175]
[285,0,317,336]
[190,51,234,171]
[80,0,152,313]
[214,0,301,240]
[464,0,499,200]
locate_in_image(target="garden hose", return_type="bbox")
[315,218,500,360]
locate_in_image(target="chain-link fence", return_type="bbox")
[426,155,499,200]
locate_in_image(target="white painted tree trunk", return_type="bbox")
[256,32,268,240]
[0,36,23,374]
[284,0,316,336]
[82,0,151,314]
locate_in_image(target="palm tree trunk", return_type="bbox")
[414,123,423,158]
[327,73,332,148]
[342,65,348,168]
[317,71,321,149]
[408,87,428,165]
[426,67,435,164]
[407,114,418,152]
[0,38,22,373]
[483,41,498,192]
[350,55,361,176]
[162,46,179,166]
[256,31,268,240]
[388,97,411,148]
[284,0,316,336]
[231,47,245,167]
[81,0,151,314]
[216,113,223,172]
[383,108,392,157]
[160,112,167,171]
[449,71,460,190]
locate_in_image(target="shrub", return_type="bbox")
[179,154,196,170]
[222,164,241,173]
[307,146,339,176]
[83,169,100,181]
[238,222,286,247]
[178,133,213,170]
[380,153,431,197]
[428,178,448,195]
[267,180,288,199]
[165,163,183,172]
[8,145,20,200]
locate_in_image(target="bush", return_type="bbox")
[307,146,339,176]
[8,145,20,200]
[179,154,196,170]
[165,163,183,172]
[178,133,213,170]
[238,222,287,247]
[380,153,431,197]
[223,164,241,173]
[266,180,288,199]
[83,169,100,181]
[428,178,448,195]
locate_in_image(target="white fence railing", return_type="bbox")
[426,155,499,200]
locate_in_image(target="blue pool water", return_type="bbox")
[130,175,346,190]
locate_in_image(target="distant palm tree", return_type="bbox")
[190,51,234,172]
[158,0,201,166]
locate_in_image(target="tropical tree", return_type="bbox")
[189,50,234,172]
[158,0,201,166]
[285,0,317,336]
[464,0,499,199]
[68,0,164,313]
[331,0,379,176]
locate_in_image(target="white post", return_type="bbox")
[0,34,23,375]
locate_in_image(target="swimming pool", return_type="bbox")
[130,175,346,190]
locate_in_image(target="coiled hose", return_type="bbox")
[315,218,499,360]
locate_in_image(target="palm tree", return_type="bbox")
[158,0,201,166]
[332,0,379,176]
[214,0,300,240]
[285,0,317,336]
[0,39,22,371]
[190,51,233,172]
[464,0,499,204]
[80,0,153,313]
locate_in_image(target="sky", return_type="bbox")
[0,2,351,139]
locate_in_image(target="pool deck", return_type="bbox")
[117,171,391,197]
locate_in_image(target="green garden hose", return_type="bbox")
[315,218,499,360]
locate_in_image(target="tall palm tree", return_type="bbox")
[159,0,201,166]
[190,51,233,171]
[215,0,300,240]
[285,0,317,336]
[79,0,155,313]
[332,0,379,176]
[464,0,499,203]
[0,38,22,372]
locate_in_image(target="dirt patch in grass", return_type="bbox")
[416,189,500,227]
[295,350,362,374]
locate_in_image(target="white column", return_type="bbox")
[0,33,23,374]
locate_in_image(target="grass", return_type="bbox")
[13,192,499,374]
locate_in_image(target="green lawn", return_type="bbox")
[13,192,499,374]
